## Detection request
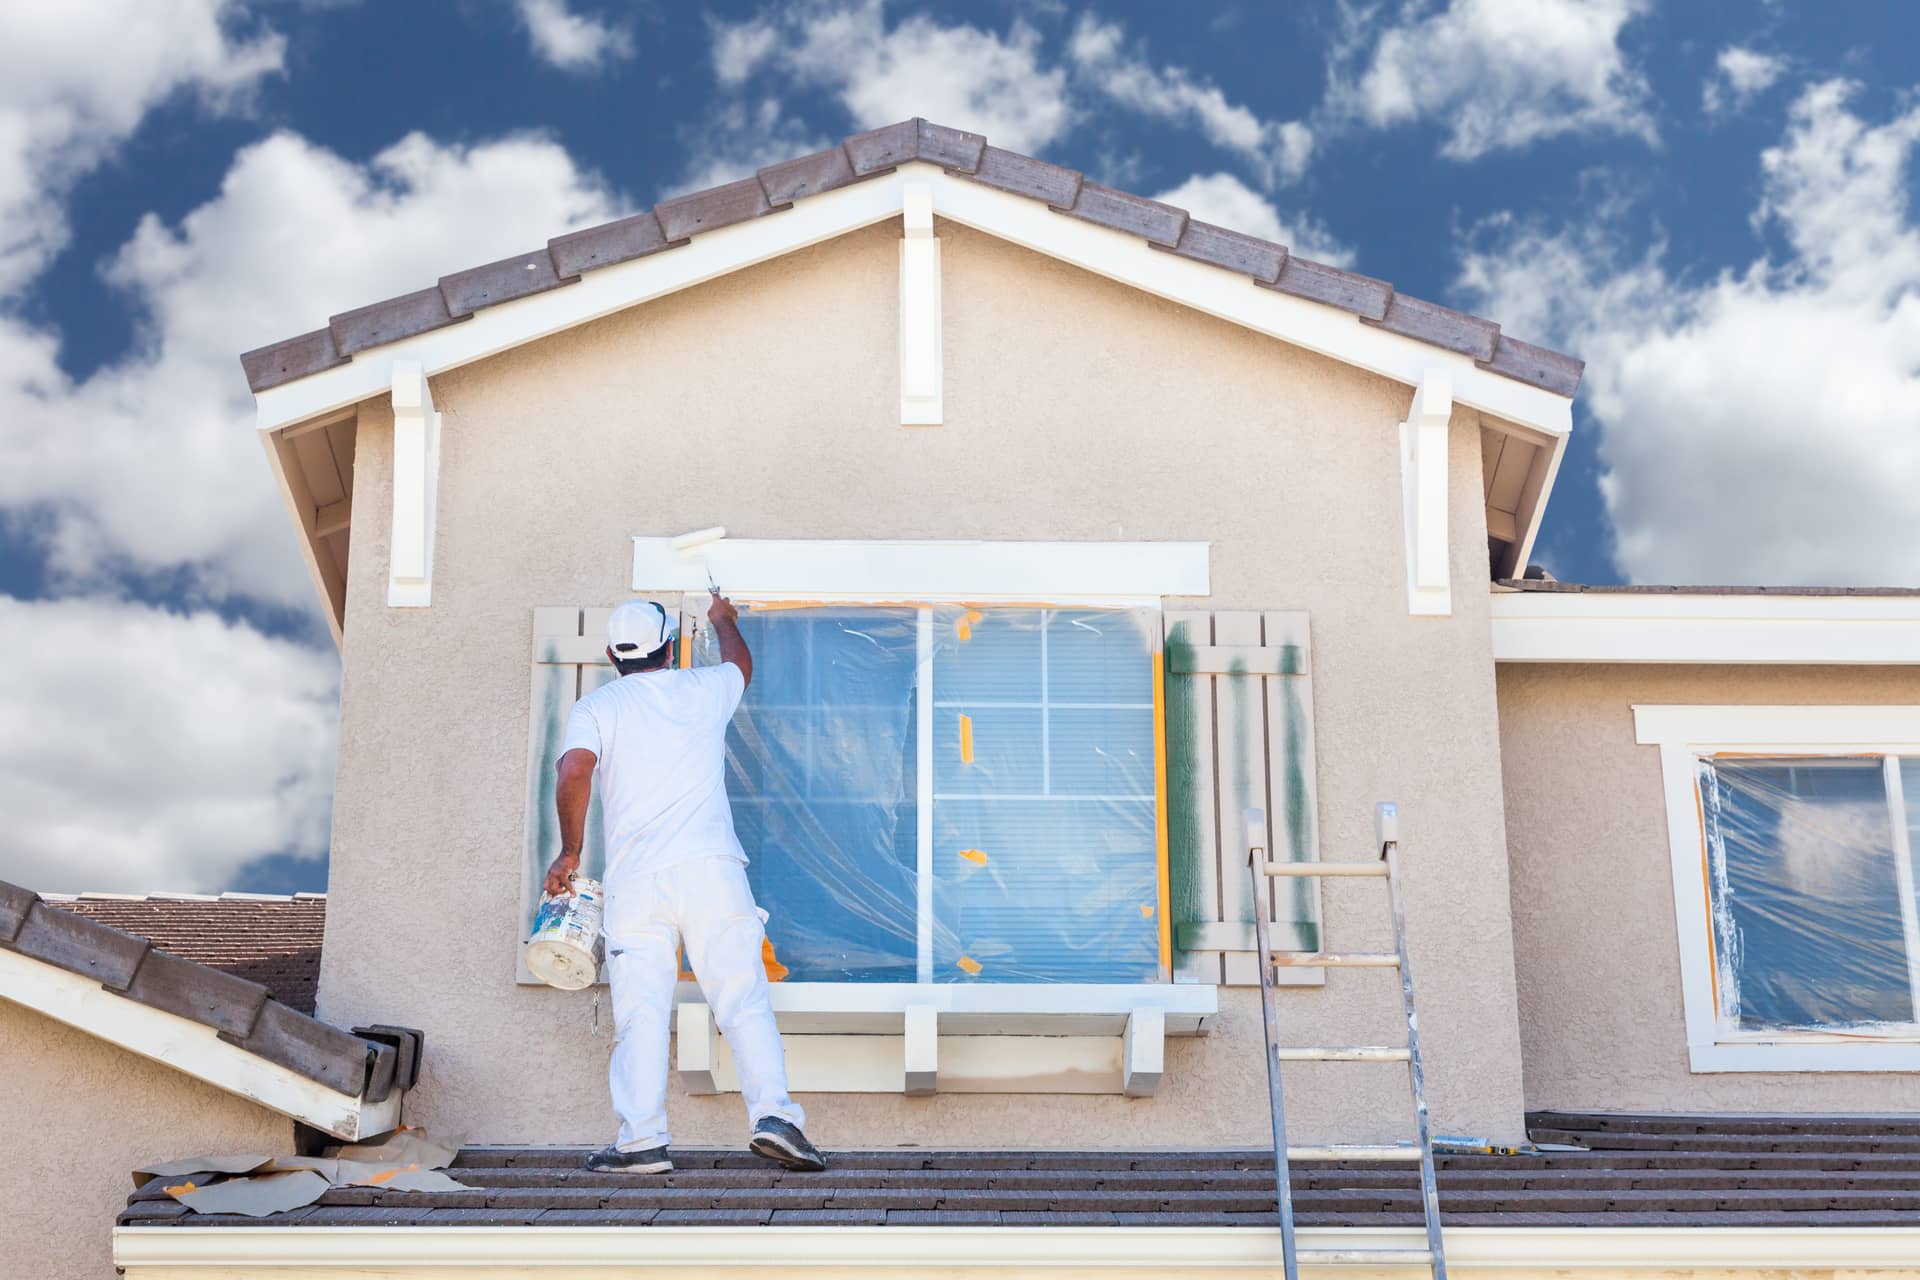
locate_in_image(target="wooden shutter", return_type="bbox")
[1163,610,1322,987]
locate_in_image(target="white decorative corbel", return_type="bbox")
[898,182,942,426]
[903,1003,938,1095]
[387,360,441,607]
[675,1001,719,1093]
[1399,370,1453,616]
[1122,1006,1165,1098]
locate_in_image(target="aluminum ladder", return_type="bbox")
[1246,802,1445,1279]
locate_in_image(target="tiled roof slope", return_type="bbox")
[241,118,1583,400]
[124,1113,1920,1228]
[0,880,393,1101]
[47,892,324,1014]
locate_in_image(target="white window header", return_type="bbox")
[632,537,1210,604]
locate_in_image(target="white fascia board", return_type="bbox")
[672,979,1217,1035]
[253,175,908,433]
[1493,592,1920,664]
[0,948,395,1140]
[114,1224,1920,1273]
[1632,703,1920,748]
[254,166,1573,443]
[633,536,1210,602]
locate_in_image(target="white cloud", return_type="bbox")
[668,99,830,198]
[1704,46,1788,116]
[1456,80,1920,587]
[0,595,339,894]
[1329,0,1654,160]
[0,130,624,606]
[0,0,284,291]
[516,0,634,73]
[1070,16,1311,186]
[707,1,1073,154]
[1153,173,1354,267]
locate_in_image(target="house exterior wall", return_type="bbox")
[317,219,1528,1146]
[0,1000,292,1280]
[1497,662,1920,1112]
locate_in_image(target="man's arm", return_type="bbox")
[708,589,752,688]
[543,747,596,897]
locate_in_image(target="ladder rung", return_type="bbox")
[1274,1046,1411,1062]
[1262,861,1388,877]
[1285,1144,1424,1162]
[1270,951,1400,967]
[1298,1249,1434,1265]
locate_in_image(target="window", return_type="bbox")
[1635,706,1920,1071]
[696,605,1165,984]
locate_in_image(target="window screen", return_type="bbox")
[1697,757,1915,1031]
[695,605,1163,984]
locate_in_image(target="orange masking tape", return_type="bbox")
[956,955,983,975]
[958,714,974,763]
[957,848,987,865]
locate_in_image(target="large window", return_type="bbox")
[696,605,1164,984]
[1636,706,1920,1071]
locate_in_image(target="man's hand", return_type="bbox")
[543,852,581,899]
[707,588,738,626]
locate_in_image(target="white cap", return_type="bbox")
[608,600,679,661]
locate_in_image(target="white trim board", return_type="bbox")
[672,980,1215,1035]
[0,948,397,1140]
[632,536,1209,602]
[1634,704,1920,1073]
[113,1223,1920,1274]
[1492,591,1920,664]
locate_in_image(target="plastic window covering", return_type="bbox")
[694,605,1161,983]
[1696,755,1920,1033]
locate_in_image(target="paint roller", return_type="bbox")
[671,526,727,591]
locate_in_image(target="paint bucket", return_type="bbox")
[525,876,605,990]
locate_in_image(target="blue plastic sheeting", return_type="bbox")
[1697,756,1913,1031]
[694,605,1161,984]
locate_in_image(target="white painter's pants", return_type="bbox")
[603,855,803,1151]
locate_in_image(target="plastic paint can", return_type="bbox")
[525,876,605,990]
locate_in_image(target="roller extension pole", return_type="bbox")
[1381,803,1448,1280]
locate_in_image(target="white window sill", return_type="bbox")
[670,983,1217,1097]
[1689,1036,1920,1073]
[671,981,1216,1034]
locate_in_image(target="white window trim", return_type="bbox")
[1634,704,1920,1072]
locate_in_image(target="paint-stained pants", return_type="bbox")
[604,855,804,1151]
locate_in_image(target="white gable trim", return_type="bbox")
[1399,370,1453,616]
[1492,591,1920,664]
[255,165,1573,438]
[0,946,398,1140]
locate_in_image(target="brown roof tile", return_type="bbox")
[439,250,575,317]
[237,119,1582,399]
[134,1114,1920,1230]
[4,883,404,1102]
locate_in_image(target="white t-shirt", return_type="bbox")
[559,663,748,885]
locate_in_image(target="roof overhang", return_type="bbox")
[1491,588,1920,664]
[256,164,1573,642]
[114,1222,1920,1274]
[0,945,399,1139]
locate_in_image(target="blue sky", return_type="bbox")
[2,0,1917,896]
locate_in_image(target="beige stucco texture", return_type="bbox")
[318,219,1528,1148]
[0,1000,292,1280]
[1498,662,1920,1114]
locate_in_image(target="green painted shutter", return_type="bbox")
[1163,610,1322,987]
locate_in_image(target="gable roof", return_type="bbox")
[44,891,325,1014]
[240,118,1583,400]
[0,880,408,1138]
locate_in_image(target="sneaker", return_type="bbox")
[749,1118,827,1172]
[585,1144,672,1174]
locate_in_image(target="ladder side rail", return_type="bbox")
[1383,827,1447,1280]
[1246,810,1300,1280]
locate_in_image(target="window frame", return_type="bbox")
[1634,705,1920,1072]
[687,598,1173,985]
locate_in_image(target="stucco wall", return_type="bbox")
[0,999,292,1279]
[1498,662,1920,1112]
[318,219,1528,1147]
